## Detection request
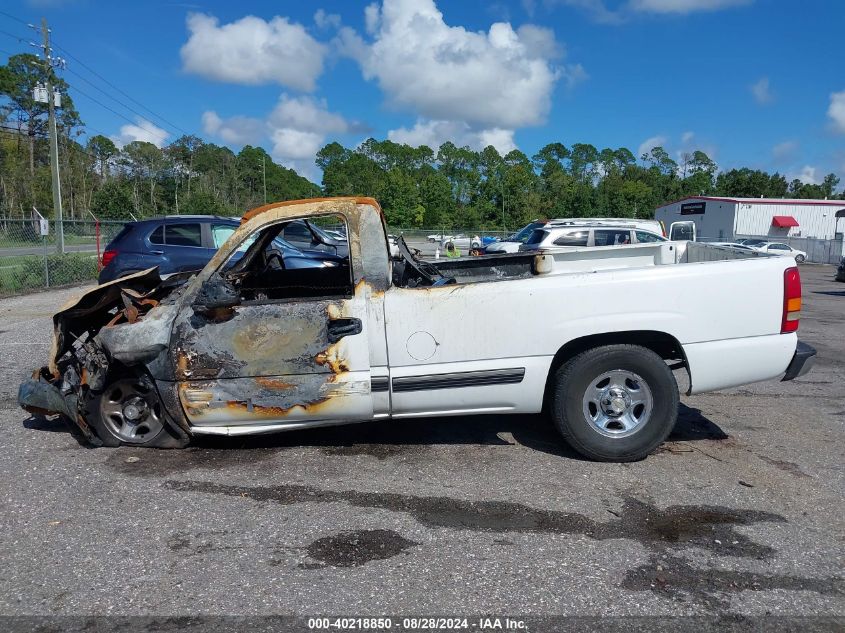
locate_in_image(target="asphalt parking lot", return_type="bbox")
[0,264,842,625]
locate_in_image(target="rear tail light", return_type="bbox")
[101,249,118,268]
[781,266,801,333]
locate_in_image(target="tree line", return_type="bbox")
[2,52,843,231]
[0,53,318,223]
[318,139,843,231]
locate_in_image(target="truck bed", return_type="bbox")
[429,242,765,284]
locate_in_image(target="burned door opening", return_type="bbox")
[170,213,374,429]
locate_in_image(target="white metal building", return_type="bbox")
[654,196,845,242]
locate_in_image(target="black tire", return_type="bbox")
[471,241,480,249]
[795,255,805,263]
[83,371,186,448]
[550,344,679,462]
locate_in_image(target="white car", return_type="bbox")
[749,242,806,263]
[484,221,549,254]
[554,218,665,234]
[442,234,482,250]
[709,242,754,250]
[519,225,666,251]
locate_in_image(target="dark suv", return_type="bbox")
[99,216,347,283]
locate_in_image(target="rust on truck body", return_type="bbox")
[18,197,387,445]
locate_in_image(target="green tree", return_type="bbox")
[181,190,223,215]
[87,135,117,180]
[91,180,133,219]
[0,53,82,173]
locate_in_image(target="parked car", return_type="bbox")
[748,242,806,263]
[736,238,768,247]
[555,218,665,235]
[323,229,347,241]
[489,218,666,254]
[442,234,482,250]
[274,218,349,258]
[21,196,814,463]
[835,257,845,282]
[99,216,344,283]
[484,221,550,253]
[519,224,666,251]
[710,242,754,250]
[427,233,461,243]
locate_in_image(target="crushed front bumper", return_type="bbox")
[18,375,100,444]
[781,341,817,382]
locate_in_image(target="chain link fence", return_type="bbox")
[2,218,842,298]
[697,234,845,264]
[0,219,126,296]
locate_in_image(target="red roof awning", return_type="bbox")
[772,215,799,228]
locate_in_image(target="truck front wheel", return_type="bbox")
[83,372,187,448]
[550,344,679,462]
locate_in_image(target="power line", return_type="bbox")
[0,28,29,44]
[4,21,191,143]
[0,123,41,134]
[59,138,104,163]
[51,39,192,138]
[69,83,170,143]
[0,126,114,166]
[62,65,180,140]
[0,9,30,27]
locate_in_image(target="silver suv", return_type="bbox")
[519,223,666,251]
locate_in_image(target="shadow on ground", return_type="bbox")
[23,403,728,463]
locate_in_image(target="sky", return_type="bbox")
[2,0,844,185]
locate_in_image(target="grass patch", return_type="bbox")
[0,252,99,296]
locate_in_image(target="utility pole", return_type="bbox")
[34,18,64,253]
[262,154,267,203]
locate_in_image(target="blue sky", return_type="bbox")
[2,0,844,184]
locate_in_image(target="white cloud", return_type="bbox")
[269,94,352,178]
[750,77,773,105]
[180,13,326,91]
[111,117,169,148]
[364,2,381,34]
[628,0,752,13]
[789,165,818,185]
[553,0,751,22]
[516,23,563,59]
[554,0,626,24]
[201,111,265,145]
[388,119,516,154]
[267,94,350,136]
[681,131,695,144]
[202,94,351,180]
[341,0,577,130]
[828,90,845,134]
[638,135,667,158]
[313,9,341,29]
[772,140,798,161]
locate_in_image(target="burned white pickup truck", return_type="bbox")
[19,197,815,461]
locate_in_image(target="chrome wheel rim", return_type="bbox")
[100,378,164,444]
[582,369,653,438]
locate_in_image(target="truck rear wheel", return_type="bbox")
[550,344,679,462]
